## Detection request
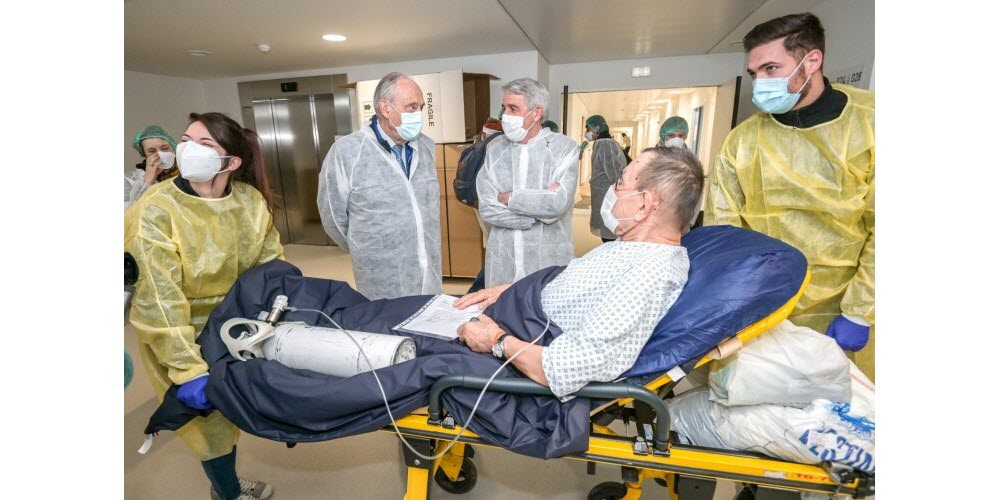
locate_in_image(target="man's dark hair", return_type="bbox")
[743,13,825,60]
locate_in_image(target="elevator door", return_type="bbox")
[252,94,338,245]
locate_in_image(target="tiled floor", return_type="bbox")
[124,210,750,500]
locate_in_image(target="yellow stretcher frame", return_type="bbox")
[382,270,874,499]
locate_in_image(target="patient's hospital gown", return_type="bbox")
[540,241,689,400]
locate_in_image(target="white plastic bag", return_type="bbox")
[669,363,875,473]
[668,386,729,450]
[709,321,851,407]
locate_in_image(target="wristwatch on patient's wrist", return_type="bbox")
[492,333,512,359]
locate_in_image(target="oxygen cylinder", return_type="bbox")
[262,323,416,378]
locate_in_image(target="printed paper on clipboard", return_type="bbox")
[394,295,482,340]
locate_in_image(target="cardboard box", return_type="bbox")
[344,70,498,143]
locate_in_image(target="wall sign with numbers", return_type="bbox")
[829,64,868,89]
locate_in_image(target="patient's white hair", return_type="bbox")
[637,147,705,231]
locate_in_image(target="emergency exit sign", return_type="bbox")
[632,66,651,78]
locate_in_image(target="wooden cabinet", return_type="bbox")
[435,146,451,277]
[435,144,484,278]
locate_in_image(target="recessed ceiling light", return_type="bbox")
[322,34,347,42]
[186,50,212,57]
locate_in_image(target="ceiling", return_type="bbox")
[499,0,766,63]
[124,0,533,79]
[125,0,820,79]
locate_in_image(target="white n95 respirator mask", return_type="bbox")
[177,141,233,182]
[663,137,687,149]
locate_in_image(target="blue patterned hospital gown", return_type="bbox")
[540,241,689,400]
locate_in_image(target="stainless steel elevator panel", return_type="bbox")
[313,94,338,168]
[250,97,324,245]
[251,100,290,244]
[239,74,351,245]
[332,87,355,140]
[240,106,256,132]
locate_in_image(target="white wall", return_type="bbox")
[201,78,243,128]
[199,50,543,128]
[812,0,875,88]
[679,87,719,170]
[124,71,206,172]
[548,52,746,126]
[536,54,550,91]
[566,94,593,191]
[735,0,876,123]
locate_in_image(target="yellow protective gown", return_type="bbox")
[125,180,284,460]
[706,83,874,342]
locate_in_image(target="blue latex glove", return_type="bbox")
[125,349,134,389]
[826,315,870,351]
[177,374,213,410]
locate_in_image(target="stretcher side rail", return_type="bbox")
[426,374,671,454]
[387,413,872,498]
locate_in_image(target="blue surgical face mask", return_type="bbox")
[751,56,812,115]
[389,102,423,141]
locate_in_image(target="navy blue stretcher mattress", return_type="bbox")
[145,225,807,459]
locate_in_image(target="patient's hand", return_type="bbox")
[454,284,512,310]
[457,314,502,353]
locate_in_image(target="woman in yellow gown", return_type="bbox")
[125,112,283,500]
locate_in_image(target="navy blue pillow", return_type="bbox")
[623,226,808,378]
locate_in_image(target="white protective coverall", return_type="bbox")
[477,128,579,286]
[317,125,443,300]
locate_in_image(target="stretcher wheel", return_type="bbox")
[434,456,477,494]
[587,481,628,500]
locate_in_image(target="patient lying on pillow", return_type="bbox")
[456,147,704,400]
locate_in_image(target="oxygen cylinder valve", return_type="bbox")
[265,295,289,325]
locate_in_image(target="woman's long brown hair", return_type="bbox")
[188,112,278,214]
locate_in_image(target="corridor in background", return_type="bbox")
[565,80,740,251]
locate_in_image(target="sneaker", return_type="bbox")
[210,477,274,500]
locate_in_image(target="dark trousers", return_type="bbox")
[468,268,486,294]
[202,446,240,500]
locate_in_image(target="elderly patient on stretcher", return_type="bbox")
[454,146,703,401]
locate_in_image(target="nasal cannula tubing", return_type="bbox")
[286,305,550,461]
